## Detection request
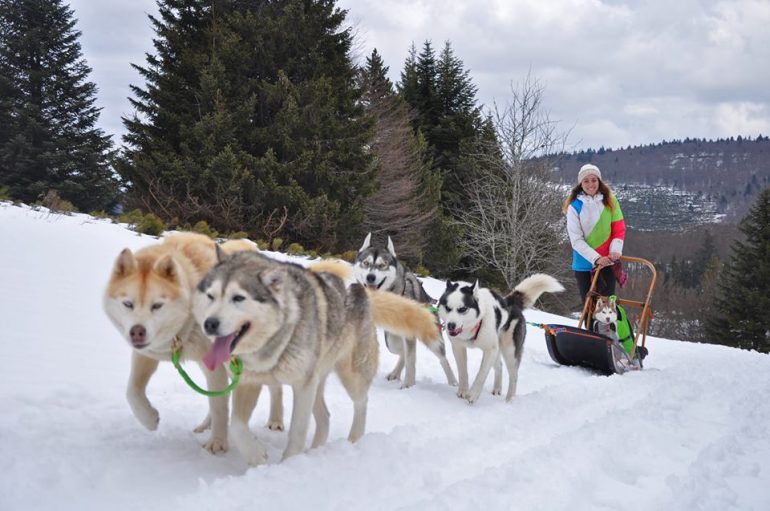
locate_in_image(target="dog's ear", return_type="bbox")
[261,267,287,293]
[113,248,137,278]
[472,280,480,299]
[445,280,457,291]
[215,243,226,263]
[387,236,397,258]
[153,254,180,283]
[358,232,372,253]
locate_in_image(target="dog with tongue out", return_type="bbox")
[194,249,442,465]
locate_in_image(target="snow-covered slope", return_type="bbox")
[1,203,768,511]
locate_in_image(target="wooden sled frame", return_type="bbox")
[577,255,657,360]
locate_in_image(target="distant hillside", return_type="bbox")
[549,136,770,227]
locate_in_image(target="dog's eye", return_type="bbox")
[377,263,388,270]
[457,307,468,314]
[232,294,245,303]
[206,293,214,301]
[122,300,134,310]
[151,302,163,311]
[361,261,370,268]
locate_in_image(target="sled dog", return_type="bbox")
[353,233,457,388]
[592,296,619,341]
[103,233,283,453]
[195,250,440,465]
[438,274,564,403]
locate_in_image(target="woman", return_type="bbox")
[563,163,626,304]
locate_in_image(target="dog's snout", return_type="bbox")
[366,273,376,283]
[130,324,146,346]
[447,322,456,331]
[204,317,220,335]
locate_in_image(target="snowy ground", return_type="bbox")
[1,202,769,511]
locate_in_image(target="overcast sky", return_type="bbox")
[68,0,770,152]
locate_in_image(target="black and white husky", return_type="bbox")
[354,233,457,388]
[438,274,564,403]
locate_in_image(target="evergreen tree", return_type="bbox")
[706,188,770,352]
[396,40,488,274]
[118,0,373,250]
[0,0,117,211]
[358,49,439,264]
[397,41,486,211]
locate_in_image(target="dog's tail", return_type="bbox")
[506,273,564,310]
[219,238,259,254]
[308,259,353,280]
[366,289,440,342]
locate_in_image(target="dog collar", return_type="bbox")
[470,319,483,341]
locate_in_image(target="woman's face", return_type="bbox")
[580,175,600,196]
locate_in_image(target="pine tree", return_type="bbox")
[118,0,373,250]
[358,49,438,264]
[397,41,486,212]
[706,187,770,352]
[0,0,117,211]
[396,40,488,275]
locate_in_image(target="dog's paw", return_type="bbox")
[447,377,459,387]
[266,419,284,431]
[456,388,470,400]
[135,406,160,431]
[491,388,502,396]
[193,414,212,433]
[386,372,400,381]
[203,436,228,454]
[245,443,269,466]
[466,389,482,404]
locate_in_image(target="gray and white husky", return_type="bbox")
[438,274,564,403]
[354,233,457,388]
[194,250,441,465]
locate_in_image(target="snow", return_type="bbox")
[1,202,769,511]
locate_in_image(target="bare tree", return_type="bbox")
[454,73,569,290]
[362,95,437,262]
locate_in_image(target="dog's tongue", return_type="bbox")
[203,333,236,371]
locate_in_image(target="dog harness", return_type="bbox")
[170,336,243,397]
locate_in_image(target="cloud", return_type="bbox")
[66,0,770,150]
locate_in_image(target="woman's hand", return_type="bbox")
[595,256,613,267]
[608,252,621,262]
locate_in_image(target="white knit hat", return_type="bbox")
[577,164,602,184]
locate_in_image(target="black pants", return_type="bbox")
[575,266,616,305]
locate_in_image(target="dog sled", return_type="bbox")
[542,256,657,375]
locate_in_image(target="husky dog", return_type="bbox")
[353,233,457,388]
[103,233,283,454]
[195,250,440,465]
[592,296,619,341]
[438,274,564,403]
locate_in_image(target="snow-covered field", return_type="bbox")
[1,202,769,511]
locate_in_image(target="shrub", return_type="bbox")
[192,220,218,238]
[256,239,269,250]
[118,208,145,226]
[136,213,166,236]
[287,242,305,255]
[228,231,249,239]
[41,190,76,214]
[414,265,432,277]
[271,238,283,251]
[339,250,357,263]
[89,210,110,219]
[0,185,10,201]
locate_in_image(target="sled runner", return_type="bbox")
[542,256,657,375]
